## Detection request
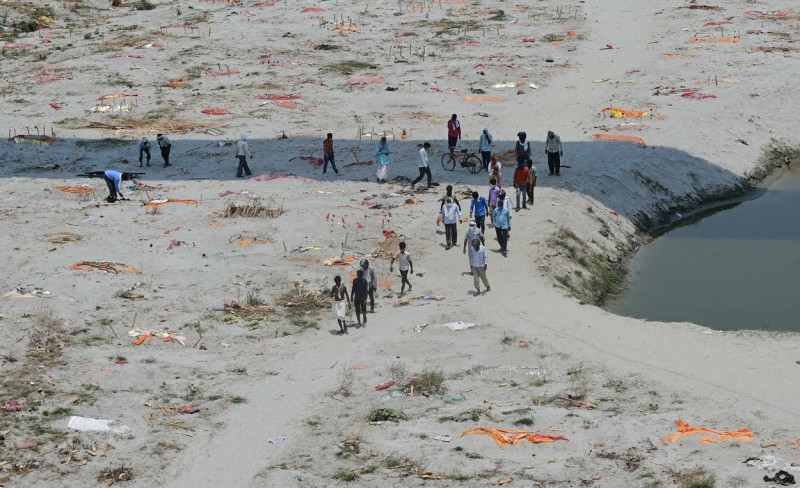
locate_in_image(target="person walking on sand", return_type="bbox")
[441,196,463,250]
[463,220,484,274]
[411,142,433,189]
[390,241,413,295]
[493,198,511,257]
[360,259,378,313]
[439,185,461,211]
[236,134,253,178]
[469,191,488,234]
[471,239,490,294]
[375,136,391,183]
[479,127,493,169]
[447,114,461,154]
[545,130,563,176]
[487,178,500,228]
[513,160,534,211]
[488,155,503,188]
[156,134,172,167]
[322,132,340,176]
[515,131,531,168]
[331,275,350,334]
[350,269,368,327]
[526,158,538,205]
[138,137,151,167]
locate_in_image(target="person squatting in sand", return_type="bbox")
[390,241,413,295]
[350,269,368,327]
[102,170,127,203]
[330,275,351,334]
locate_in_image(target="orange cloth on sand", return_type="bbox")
[463,96,504,102]
[663,420,754,444]
[592,133,646,147]
[461,427,568,448]
[54,185,95,193]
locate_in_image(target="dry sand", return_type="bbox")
[1,0,800,486]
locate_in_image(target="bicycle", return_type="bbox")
[441,147,483,174]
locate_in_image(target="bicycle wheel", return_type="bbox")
[441,152,456,171]
[465,154,483,174]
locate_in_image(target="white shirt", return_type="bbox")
[419,147,429,168]
[545,134,562,153]
[441,202,463,225]
[237,139,252,157]
[471,246,488,267]
[393,251,411,271]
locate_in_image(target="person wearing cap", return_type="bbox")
[411,142,433,188]
[138,137,151,167]
[463,220,484,274]
[360,259,378,313]
[156,133,171,167]
[469,191,488,233]
[236,134,253,178]
[440,196,463,250]
[447,114,461,154]
[492,197,511,257]
[479,127,493,169]
[470,239,490,294]
[545,130,563,175]
[515,131,531,168]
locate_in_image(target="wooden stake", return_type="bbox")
[193,324,203,347]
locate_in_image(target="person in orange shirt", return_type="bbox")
[513,161,533,211]
[447,114,461,154]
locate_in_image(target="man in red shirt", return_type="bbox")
[447,114,461,154]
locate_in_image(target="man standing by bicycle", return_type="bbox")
[447,114,461,154]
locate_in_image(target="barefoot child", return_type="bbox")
[330,275,350,334]
[390,241,414,295]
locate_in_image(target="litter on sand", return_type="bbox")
[268,436,286,444]
[128,328,187,346]
[68,416,130,434]
[441,321,477,331]
[70,261,138,273]
[146,199,198,207]
[663,420,754,444]
[461,427,568,448]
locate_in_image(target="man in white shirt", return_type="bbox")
[470,239,490,294]
[236,134,253,178]
[411,142,433,188]
[462,221,484,274]
[545,130,563,176]
[441,197,463,250]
